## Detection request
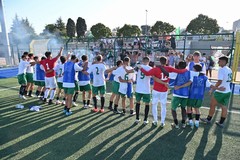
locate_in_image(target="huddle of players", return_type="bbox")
[108,51,232,129]
[17,48,232,128]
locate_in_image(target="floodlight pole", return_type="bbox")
[145,10,148,35]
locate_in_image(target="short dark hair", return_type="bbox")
[33,56,39,61]
[124,57,130,62]
[60,56,66,64]
[159,56,167,65]
[81,55,88,61]
[45,51,51,58]
[21,55,26,59]
[96,55,102,61]
[71,55,77,60]
[116,60,123,67]
[28,53,34,58]
[41,56,46,60]
[23,52,29,56]
[219,56,228,64]
[142,56,150,62]
[178,61,187,69]
[193,64,202,72]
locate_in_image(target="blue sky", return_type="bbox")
[3,0,239,34]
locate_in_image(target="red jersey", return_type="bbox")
[141,66,187,92]
[40,57,58,77]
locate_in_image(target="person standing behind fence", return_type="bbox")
[206,56,215,78]
[201,56,232,128]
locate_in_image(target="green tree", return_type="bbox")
[66,18,76,38]
[186,14,219,34]
[150,21,175,35]
[90,23,112,39]
[10,15,36,44]
[76,17,87,38]
[55,17,67,37]
[117,24,141,37]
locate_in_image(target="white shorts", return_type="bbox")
[45,77,57,89]
[152,90,168,105]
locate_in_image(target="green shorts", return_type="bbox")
[92,85,106,95]
[171,96,188,110]
[214,92,231,106]
[112,81,120,94]
[26,73,34,83]
[34,81,41,86]
[17,74,27,85]
[75,81,80,91]
[80,84,91,91]
[135,92,151,103]
[187,99,203,108]
[64,87,75,95]
[39,81,45,87]
[57,82,63,89]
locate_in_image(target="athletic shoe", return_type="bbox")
[19,95,27,100]
[56,100,61,105]
[63,109,67,113]
[72,102,78,107]
[113,109,122,114]
[92,108,99,112]
[62,101,66,105]
[99,109,104,113]
[200,118,211,124]
[215,121,224,128]
[152,121,158,126]
[108,106,113,111]
[48,99,53,105]
[143,120,149,125]
[43,98,47,103]
[65,111,73,116]
[130,111,136,116]
[195,121,200,128]
[182,123,187,129]
[160,123,165,128]
[87,104,93,108]
[83,104,88,109]
[189,120,194,129]
[171,123,179,129]
[135,119,141,124]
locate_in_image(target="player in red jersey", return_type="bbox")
[139,56,187,127]
[40,47,63,105]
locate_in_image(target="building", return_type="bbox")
[233,19,240,33]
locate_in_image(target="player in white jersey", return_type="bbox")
[83,55,116,113]
[25,53,35,97]
[113,57,136,115]
[108,60,123,111]
[134,57,152,124]
[201,56,232,128]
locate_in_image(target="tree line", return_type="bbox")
[9,14,221,44]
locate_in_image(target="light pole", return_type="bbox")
[145,10,148,35]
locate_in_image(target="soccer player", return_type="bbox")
[134,56,152,124]
[108,60,123,111]
[35,56,46,99]
[54,56,66,105]
[201,56,232,128]
[187,51,206,74]
[17,54,35,99]
[72,58,81,107]
[62,55,83,116]
[113,57,136,115]
[83,55,116,113]
[40,47,63,105]
[140,56,187,127]
[25,53,35,97]
[78,55,92,108]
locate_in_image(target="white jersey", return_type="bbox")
[54,63,64,83]
[112,67,122,83]
[136,65,152,94]
[18,60,30,75]
[87,63,106,87]
[26,60,34,73]
[118,66,135,95]
[215,66,232,93]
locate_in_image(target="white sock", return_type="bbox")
[44,89,50,99]
[50,90,56,100]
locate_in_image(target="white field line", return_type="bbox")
[0,86,19,91]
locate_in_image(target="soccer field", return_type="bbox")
[0,78,240,160]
